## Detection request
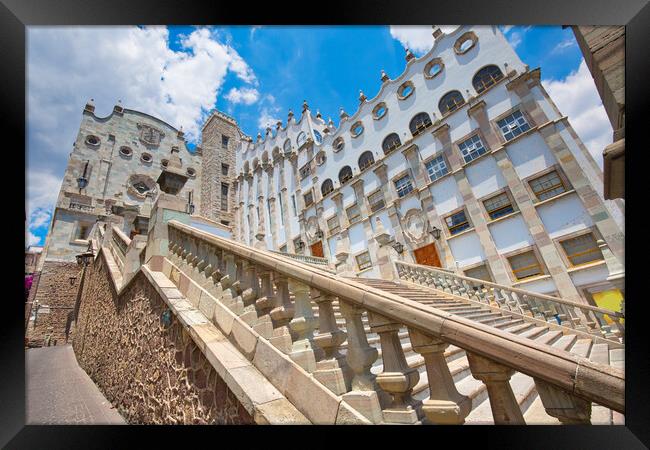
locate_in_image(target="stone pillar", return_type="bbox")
[351,178,380,268]
[246,173,255,245]
[254,165,266,246]
[287,278,319,373]
[264,164,278,250]
[332,192,352,274]
[278,156,294,252]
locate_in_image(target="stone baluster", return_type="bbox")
[339,300,385,424]
[369,312,421,424]
[179,233,190,271]
[287,278,319,372]
[221,254,244,315]
[535,379,591,424]
[312,291,352,395]
[188,236,200,278]
[195,239,209,283]
[268,274,294,354]
[252,268,275,339]
[467,352,525,424]
[238,260,261,326]
[441,275,452,294]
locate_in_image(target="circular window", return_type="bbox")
[119,146,133,157]
[454,31,478,55]
[350,121,364,138]
[296,131,307,147]
[373,102,388,120]
[161,159,169,168]
[315,150,327,166]
[313,130,322,144]
[140,152,153,163]
[186,167,196,177]
[85,135,100,146]
[424,58,444,79]
[333,136,345,153]
[283,138,292,154]
[397,81,415,100]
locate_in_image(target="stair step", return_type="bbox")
[551,334,578,352]
[523,397,561,425]
[535,330,563,346]
[503,322,535,334]
[589,343,610,365]
[494,318,525,329]
[569,338,593,359]
[518,326,549,340]
[609,348,624,371]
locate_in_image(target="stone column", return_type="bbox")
[351,178,380,268]
[246,173,255,245]
[278,156,294,252]
[332,192,352,274]
[265,163,278,250]
[236,174,246,243]
[254,165,267,246]
[287,278,319,373]
[433,122,511,283]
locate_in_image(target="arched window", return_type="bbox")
[439,90,465,115]
[321,178,334,196]
[296,131,307,147]
[382,133,402,155]
[472,65,504,94]
[339,166,353,184]
[283,138,292,154]
[409,112,432,136]
[358,151,375,172]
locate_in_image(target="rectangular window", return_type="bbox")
[299,163,311,180]
[458,134,487,163]
[425,155,449,182]
[508,250,543,280]
[483,192,515,220]
[346,203,361,223]
[327,216,341,235]
[444,209,470,235]
[394,174,414,198]
[279,194,285,224]
[279,245,288,253]
[221,163,229,176]
[221,135,230,149]
[220,220,230,226]
[75,222,91,240]
[355,251,373,271]
[367,190,386,213]
[291,194,297,215]
[529,170,568,201]
[464,264,493,282]
[497,110,531,141]
[560,233,604,267]
[221,183,229,211]
[303,190,314,208]
[294,237,304,252]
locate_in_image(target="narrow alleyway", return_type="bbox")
[26,345,126,424]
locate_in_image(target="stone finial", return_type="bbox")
[335,234,349,263]
[288,109,294,121]
[276,120,283,129]
[316,109,322,119]
[84,98,95,113]
[177,125,185,139]
[302,99,309,112]
[359,90,367,103]
[405,48,415,62]
[328,117,335,128]
[339,107,349,120]
[257,132,262,142]
[113,99,124,115]
[266,126,272,135]
[380,69,389,83]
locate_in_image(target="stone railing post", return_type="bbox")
[268,274,294,354]
[369,312,421,424]
[252,268,275,339]
[287,278,319,373]
[535,379,592,424]
[467,352,525,424]
[312,291,352,395]
[408,329,471,424]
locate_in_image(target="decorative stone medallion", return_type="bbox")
[402,208,429,244]
[137,123,164,147]
[126,174,158,200]
[305,215,320,241]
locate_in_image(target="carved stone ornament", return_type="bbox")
[305,215,320,241]
[402,208,429,244]
[126,174,158,200]
[137,123,165,146]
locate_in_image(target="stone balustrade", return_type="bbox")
[108,225,130,272]
[270,250,333,269]
[395,261,625,342]
[165,219,624,424]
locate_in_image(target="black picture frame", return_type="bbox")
[5,0,648,447]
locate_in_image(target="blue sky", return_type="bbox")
[26,25,611,248]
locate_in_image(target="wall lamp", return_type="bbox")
[430,226,441,240]
[391,241,404,254]
[315,230,324,239]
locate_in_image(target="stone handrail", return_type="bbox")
[167,219,624,424]
[396,261,625,342]
[270,251,331,267]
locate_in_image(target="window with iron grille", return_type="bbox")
[425,155,449,182]
[394,174,414,198]
[444,209,470,235]
[497,110,531,141]
[382,133,401,155]
[409,112,432,136]
[339,166,353,184]
[221,163,229,176]
[458,134,487,163]
[472,65,504,94]
[221,183,229,211]
[560,233,604,266]
[303,190,314,208]
[346,203,361,223]
[439,90,465,115]
[327,216,340,234]
[358,151,375,172]
[464,264,492,282]
[279,194,284,224]
[355,251,373,271]
[508,250,543,280]
[529,170,568,201]
[483,192,515,220]
[321,179,334,196]
[222,135,230,149]
[299,162,311,179]
[367,190,385,213]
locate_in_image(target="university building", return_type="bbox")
[27,25,625,347]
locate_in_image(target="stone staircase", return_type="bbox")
[311,277,624,425]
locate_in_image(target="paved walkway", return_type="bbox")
[26,345,126,424]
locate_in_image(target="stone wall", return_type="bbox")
[26,261,80,347]
[72,254,254,425]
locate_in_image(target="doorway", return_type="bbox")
[310,241,324,258]
[413,242,441,267]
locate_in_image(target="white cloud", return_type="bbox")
[542,61,613,168]
[551,37,577,54]
[225,87,260,105]
[501,25,514,34]
[257,108,281,130]
[389,26,460,55]
[27,26,260,245]
[26,230,41,247]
